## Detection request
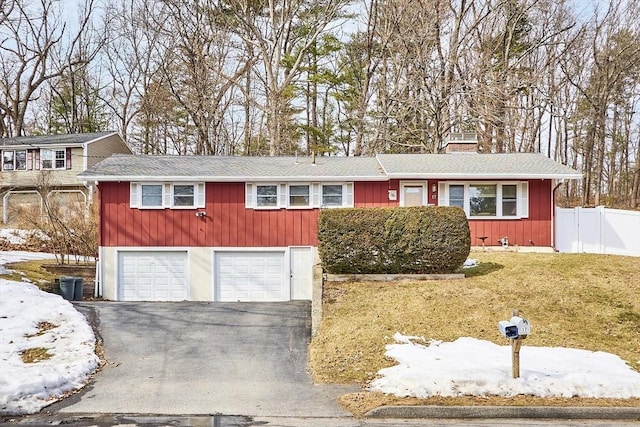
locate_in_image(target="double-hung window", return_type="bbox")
[41,149,66,169]
[440,182,528,219]
[321,184,343,207]
[256,184,279,208]
[2,150,27,171]
[245,182,353,209]
[173,184,195,207]
[289,184,310,208]
[141,184,164,208]
[130,182,205,209]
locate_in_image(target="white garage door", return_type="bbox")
[216,251,286,302]
[118,251,188,301]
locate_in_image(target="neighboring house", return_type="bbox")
[0,132,131,224]
[79,136,581,303]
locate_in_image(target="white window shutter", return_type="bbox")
[279,184,287,207]
[245,183,254,208]
[519,182,529,218]
[438,182,446,206]
[197,183,206,208]
[130,183,139,208]
[164,183,171,208]
[312,183,321,207]
[344,182,354,207]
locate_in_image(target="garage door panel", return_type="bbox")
[216,252,286,302]
[118,251,188,301]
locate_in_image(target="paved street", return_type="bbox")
[44,301,356,417]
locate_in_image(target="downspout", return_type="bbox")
[551,180,564,250]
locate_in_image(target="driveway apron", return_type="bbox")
[50,301,356,417]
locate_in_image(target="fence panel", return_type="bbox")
[555,207,640,257]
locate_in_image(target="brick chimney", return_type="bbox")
[442,133,478,153]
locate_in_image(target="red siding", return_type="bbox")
[355,180,399,207]
[100,179,554,248]
[468,180,552,247]
[100,182,319,247]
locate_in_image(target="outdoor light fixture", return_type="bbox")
[195,211,206,217]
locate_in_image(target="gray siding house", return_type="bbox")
[0,132,131,224]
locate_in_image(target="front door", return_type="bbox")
[402,184,426,206]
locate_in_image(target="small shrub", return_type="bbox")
[318,206,470,274]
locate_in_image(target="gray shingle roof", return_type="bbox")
[79,152,582,182]
[376,153,582,179]
[0,132,117,147]
[79,154,388,181]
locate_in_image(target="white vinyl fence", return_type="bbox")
[555,206,640,257]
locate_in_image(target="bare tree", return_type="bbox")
[223,0,352,155]
[0,0,99,136]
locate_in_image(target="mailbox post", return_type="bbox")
[497,309,531,379]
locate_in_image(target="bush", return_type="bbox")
[318,206,470,274]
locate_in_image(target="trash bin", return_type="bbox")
[59,276,75,301]
[73,277,84,301]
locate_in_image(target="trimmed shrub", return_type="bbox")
[318,206,470,274]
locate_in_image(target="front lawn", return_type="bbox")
[309,251,640,414]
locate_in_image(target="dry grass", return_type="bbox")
[309,251,640,413]
[20,347,52,363]
[0,260,58,290]
[25,321,58,338]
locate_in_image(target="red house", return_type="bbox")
[80,142,581,302]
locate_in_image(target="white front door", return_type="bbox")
[118,251,189,301]
[215,251,286,302]
[290,247,313,300]
[401,183,426,206]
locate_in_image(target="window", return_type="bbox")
[449,185,464,209]
[141,184,163,207]
[41,149,65,169]
[256,185,278,208]
[173,184,195,207]
[502,184,517,216]
[322,184,343,207]
[289,185,310,207]
[131,182,205,209]
[441,182,529,219]
[469,184,496,216]
[2,150,27,171]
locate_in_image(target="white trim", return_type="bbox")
[2,190,43,223]
[287,183,312,209]
[81,175,390,182]
[137,182,165,209]
[385,173,583,180]
[40,148,66,170]
[254,183,281,210]
[131,181,205,209]
[399,181,427,207]
[114,247,191,301]
[212,247,289,302]
[439,181,529,220]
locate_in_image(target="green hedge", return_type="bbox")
[318,206,471,274]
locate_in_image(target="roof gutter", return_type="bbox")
[77,174,389,182]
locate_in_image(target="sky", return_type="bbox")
[0,250,639,416]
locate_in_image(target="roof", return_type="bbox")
[79,152,582,182]
[78,154,388,182]
[0,132,118,148]
[376,153,583,179]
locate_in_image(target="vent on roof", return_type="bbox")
[442,133,478,154]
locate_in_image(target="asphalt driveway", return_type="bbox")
[47,301,355,417]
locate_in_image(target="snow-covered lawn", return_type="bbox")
[1,251,639,415]
[0,252,99,415]
[370,333,640,399]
